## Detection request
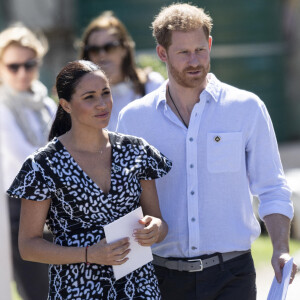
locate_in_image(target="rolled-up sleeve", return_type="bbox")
[246,102,293,220]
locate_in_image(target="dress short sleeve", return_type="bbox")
[138,138,172,180]
[6,154,54,201]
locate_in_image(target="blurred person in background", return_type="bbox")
[79,11,165,131]
[0,24,57,300]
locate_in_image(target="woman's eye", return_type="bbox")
[83,95,93,100]
[102,90,111,96]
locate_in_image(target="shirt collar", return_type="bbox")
[155,73,222,109]
[156,80,168,109]
[204,73,222,102]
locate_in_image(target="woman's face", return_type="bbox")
[0,44,39,92]
[86,29,126,85]
[60,70,113,131]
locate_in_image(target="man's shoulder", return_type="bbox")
[220,81,264,108]
[147,71,165,85]
[116,86,165,134]
[120,86,163,116]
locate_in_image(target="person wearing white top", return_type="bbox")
[78,11,165,131]
[0,24,56,300]
[116,3,297,300]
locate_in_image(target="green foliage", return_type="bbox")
[252,235,300,268]
[136,53,167,79]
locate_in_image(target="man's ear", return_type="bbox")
[208,36,212,51]
[156,44,168,62]
[59,98,71,114]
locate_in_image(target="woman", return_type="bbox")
[0,24,56,300]
[79,11,165,131]
[7,60,171,299]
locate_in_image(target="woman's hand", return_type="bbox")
[88,237,130,265]
[133,215,166,246]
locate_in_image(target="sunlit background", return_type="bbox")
[0,1,299,299]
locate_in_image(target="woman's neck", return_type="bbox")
[60,128,109,153]
[109,72,126,85]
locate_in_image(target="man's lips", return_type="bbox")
[185,68,202,73]
[187,70,201,74]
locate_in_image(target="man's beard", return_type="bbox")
[168,61,210,88]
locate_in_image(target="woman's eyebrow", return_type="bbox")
[81,90,95,96]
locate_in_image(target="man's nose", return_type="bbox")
[188,53,199,66]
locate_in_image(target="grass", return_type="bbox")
[252,234,300,268]
[12,282,22,300]
[11,235,300,299]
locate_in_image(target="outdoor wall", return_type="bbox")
[0,0,299,141]
[75,0,294,142]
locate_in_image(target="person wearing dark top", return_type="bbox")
[7,60,171,299]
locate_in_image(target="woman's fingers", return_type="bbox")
[110,237,130,251]
[138,215,152,226]
[134,226,159,246]
[110,240,131,265]
[90,237,131,265]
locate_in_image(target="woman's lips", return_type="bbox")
[95,112,109,118]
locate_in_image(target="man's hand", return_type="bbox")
[271,251,298,284]
[264,213,297,284]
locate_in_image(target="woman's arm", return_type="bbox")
[134,180,168,246]
[19,198,130,265]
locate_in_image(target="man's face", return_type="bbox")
[162,28,212,89]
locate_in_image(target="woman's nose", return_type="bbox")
[96,49,107,58]
[95,97,106,108]
[17,66,29,77]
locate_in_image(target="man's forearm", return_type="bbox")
[263,213,291,252]
[263,213,297,283]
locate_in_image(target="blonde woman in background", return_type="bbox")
[0,24,57,300]
[79,11,165,131]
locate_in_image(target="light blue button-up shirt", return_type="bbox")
[117,73,293,258]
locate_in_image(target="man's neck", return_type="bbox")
[167,78,208,113]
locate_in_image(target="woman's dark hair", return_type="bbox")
[79,11,147,95]
[48,60,102,140]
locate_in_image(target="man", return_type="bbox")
[117,3,297,299]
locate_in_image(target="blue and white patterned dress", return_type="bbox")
[7,132,172,300]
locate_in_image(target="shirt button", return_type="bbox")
[191,218,196,222]
[189,137,193,142]
[190,164,194,168]
[191,190,195,195]
[191,246,197,250]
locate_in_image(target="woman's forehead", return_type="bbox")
[89,29,119,43]
[76,71,109,89]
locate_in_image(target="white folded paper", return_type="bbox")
[104,206,153,280]
[267,258,294,300]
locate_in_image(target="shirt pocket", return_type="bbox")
[207,132,242,173]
